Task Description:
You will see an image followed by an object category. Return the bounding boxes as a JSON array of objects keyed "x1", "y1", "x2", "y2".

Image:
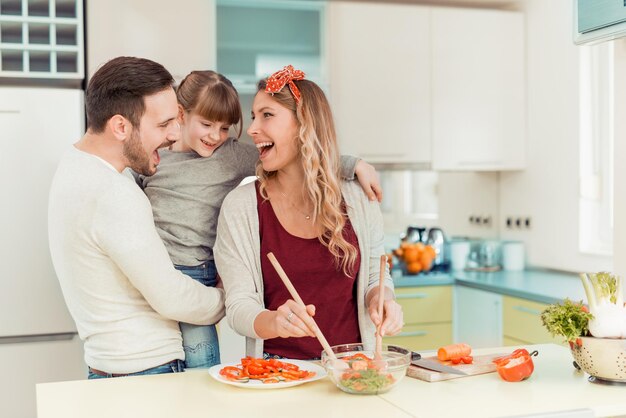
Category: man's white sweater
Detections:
[{"x1": 48, "y1": 146, "x2": 225, "y2": 374}]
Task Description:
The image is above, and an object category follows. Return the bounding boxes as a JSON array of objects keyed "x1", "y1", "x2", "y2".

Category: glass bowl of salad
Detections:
[{"x1": 321, "y1": 343, "x2": 411, "y2": 395}]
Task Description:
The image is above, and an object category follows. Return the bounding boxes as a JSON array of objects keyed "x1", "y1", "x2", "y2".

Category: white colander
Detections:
[{"x1": 569, "y1": 336, "x2": 626, "y2": 382}]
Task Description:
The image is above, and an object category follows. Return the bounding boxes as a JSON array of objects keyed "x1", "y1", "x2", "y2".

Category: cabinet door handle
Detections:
[
  {"x1": 396, "y1": 293, "x2": 428, "y2": 299},
  {"x1": 396, "y1": 330, "x2": 428, "y2": 337},
  {"x1": 0, "y1": 332, "x2": 76, "y2": 344},
  {"x1": 512, "y1": 305, "x2": 541, "y2": 316}
]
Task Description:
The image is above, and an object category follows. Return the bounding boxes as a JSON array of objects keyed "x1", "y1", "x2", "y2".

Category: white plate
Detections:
[{"x1": 208, "y1": 359, "x2": 327, "y2": 389}]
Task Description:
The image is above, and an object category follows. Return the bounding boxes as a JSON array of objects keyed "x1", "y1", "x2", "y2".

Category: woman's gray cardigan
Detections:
[{"x1": 214, "y1": 180, "x2": 393, "y2": 358}]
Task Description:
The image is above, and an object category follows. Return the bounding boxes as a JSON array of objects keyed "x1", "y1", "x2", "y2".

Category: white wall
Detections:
[
  {"x1": 437, "y1": 172, "x2": 499, "y2": 239},
  {"x1": 434, "y1": 0, "x2": 613, "y2": 273},
  {"x1": 469, "y1": 0, "x2": 610, "y2": 273},
  {"x1": 86, "y1": 0, "x2": 216, "y2": 83},
  {"x1": 500, "y1": 0, "x2": 579, "y2": 271},
  {"x1": 379, "y1": 169, "x2": 499, "y2": 241},
  {"x1": 613, "y1": 39, "x2": 626, "y2": 280}
]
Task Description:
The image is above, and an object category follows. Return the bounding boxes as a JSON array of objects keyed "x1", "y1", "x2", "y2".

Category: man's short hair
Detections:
[{"x1": 85, "y1": 56, "x2": 174, "y2": 133}]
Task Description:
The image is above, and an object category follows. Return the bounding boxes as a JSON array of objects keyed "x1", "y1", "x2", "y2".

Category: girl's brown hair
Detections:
[
  {"x1": 176, "y1": 71, "x2": 242, "y2": 137},
  {"x1": 256, "y1": 78, "x2": 358, "y2": 276}
]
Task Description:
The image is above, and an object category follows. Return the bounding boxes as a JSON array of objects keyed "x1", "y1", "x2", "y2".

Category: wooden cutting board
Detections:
[{"x1": 407, "y1": 352, "x2": 506, "y2": 382}]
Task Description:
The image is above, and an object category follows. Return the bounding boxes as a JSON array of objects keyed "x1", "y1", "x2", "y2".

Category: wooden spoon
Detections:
[
  {"x1": 374, "y1": 255, "x2": 387, "y2": 364},
  {"x1": 266, "y1": 252, "x2": 347, "y2": 370}
]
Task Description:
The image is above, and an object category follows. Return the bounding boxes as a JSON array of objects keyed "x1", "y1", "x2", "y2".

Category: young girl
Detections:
[
  {"x1": 214, "y1": 66, "x2": 403, "y2": 360},
  {"x1": 135, "y1": 70, "x2": 382, "y2": 368}
]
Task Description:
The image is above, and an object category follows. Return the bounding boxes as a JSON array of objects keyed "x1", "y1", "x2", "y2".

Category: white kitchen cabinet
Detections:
[
  {"x1": 328, "y1": 2, "x2": 431, "y2": 166},
  {"x1": 431, "y1": 8, "x2": 525, "y2": 171},
  {"x1": 0, "y1": 85, "x2": 85, "y2": 418},
  {"x1": 0, "y1": 87, "x2": 82, "y2": 337},
  {"x1": 85, "y1": 0, "x2": 216, "y2": 82},
  {"x1": 454, "y1": 285, "x2": 502, "y2": 348},
  {"x1": 0, "y1": 335, "x2": 85, "y2": 418}
]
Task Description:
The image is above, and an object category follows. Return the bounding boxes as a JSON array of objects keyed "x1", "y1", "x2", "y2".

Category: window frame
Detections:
[{"x1": 579, "y1": 42, "x2": 614, "y2": 256}]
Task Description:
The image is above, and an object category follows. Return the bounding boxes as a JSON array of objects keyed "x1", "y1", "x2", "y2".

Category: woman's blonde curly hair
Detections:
[{"x1": 255, "y1": 78, "x2": 358, "y2": 276}]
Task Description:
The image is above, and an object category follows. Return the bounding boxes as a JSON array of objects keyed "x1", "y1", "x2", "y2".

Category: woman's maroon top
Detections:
[{"x1": 257, "y1": 182, "x2": 361, "y2": 360}]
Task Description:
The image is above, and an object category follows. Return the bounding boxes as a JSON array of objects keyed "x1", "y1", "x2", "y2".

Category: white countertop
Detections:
[{"x1": 37, "y1": 344, "x2": 626, "y2": 418}]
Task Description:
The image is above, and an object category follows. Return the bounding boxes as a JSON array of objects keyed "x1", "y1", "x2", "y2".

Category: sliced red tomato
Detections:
[{"x1": 461, "y1": 356, "x2": 473, "y2": 364}]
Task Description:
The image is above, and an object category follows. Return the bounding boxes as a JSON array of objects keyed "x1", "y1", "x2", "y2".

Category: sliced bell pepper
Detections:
[{"x1": 493, "y1": 349, "x2": 538, "y2": 382}]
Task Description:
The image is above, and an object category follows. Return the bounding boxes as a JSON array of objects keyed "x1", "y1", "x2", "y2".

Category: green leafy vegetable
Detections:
[
  {"x1": 339, "y1": 368, "x2": 394, "y2": 393},
  {"x1": 541, "y1": 299, "x2": 594, "y2": 343}
]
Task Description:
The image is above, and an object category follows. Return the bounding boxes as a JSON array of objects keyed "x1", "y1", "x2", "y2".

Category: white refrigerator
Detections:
[{"x1": 0, "y1": 87, "x2": 86, "y2": 418}]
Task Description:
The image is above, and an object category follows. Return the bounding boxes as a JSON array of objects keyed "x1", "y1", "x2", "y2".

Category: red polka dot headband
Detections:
[{"x1": 265, "y1": 65, "x2": 306, "y2": 104}]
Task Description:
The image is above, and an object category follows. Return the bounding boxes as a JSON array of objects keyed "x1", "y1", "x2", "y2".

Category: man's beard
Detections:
[{"x1": 123, "y1": 129, "x2": 154, "y2": 176}]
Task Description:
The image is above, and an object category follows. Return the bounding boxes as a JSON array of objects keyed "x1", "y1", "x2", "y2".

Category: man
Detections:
[{"x1": 48, "y1": 56, "x2": 225, "y2": 378}]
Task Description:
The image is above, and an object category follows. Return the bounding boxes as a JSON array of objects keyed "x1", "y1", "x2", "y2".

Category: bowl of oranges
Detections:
[{"x1": 393, "y1": 242, "x2": 437, "y2": 275}]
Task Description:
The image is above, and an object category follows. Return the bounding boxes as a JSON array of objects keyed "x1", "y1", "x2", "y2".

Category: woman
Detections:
[{"x1": 214, "y1": 66, "x2": 403, "y2": 360}]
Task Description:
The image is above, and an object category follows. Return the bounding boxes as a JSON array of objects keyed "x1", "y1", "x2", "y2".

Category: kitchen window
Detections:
[{"x1": 579, "y1": 41, "x2": 614, "y2": 255}]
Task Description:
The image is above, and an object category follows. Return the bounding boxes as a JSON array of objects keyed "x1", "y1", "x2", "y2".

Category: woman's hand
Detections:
[
  {"x1": 355, "y1": 160, "x2": 383, "y2": 202},
  {"x1": 255, "y1": 300, "x2": 317, "y2": 339},
  {"x1": 368, "y1": 292, "x2": 403, "y2": 337}
]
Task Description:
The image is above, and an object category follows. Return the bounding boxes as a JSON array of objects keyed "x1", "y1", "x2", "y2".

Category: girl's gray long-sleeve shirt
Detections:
[{"x1": 135, "y1": 138, "x2": 358, "y2": 266}]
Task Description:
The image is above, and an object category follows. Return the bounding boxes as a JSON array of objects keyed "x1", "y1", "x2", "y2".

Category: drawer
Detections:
[
  {"x1": 503, "y1": 296, "x2": 562, "y2": 344},
  {"x1": 395, "y1": 286, "x2": 452, "y2": 324},
  {"x1": 384, "y1": 323, "x2": 453, "y2": 351}
]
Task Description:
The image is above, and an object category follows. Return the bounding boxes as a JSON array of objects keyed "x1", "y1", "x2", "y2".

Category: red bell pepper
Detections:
[{"x1": 493, "y1": 349, "x2": 538, "y2": 382}]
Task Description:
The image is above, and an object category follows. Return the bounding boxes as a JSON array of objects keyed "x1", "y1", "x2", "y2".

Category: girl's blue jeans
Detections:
[{"x1": 175, "y1": 261, "x2": 221, "y2": 369}]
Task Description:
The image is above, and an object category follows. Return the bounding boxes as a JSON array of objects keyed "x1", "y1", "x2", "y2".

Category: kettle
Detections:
[
  {"x1": 405, "y1": 226, "x2": 427, "y2": 244},
  {"x1": 426, "y1": 227, "x2": 447, "y2": 267}
]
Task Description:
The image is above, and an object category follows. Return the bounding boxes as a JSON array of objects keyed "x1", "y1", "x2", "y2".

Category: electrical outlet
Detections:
[
  {"x1": 524, "y1": 217, "x2": 532, "y2": 229},
  {"x1": 469, "y1": 215, "x2": 493, "y2": 227},
  {"x1": 506, "y1": 216, "x2": 532, "y2": 229}
]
